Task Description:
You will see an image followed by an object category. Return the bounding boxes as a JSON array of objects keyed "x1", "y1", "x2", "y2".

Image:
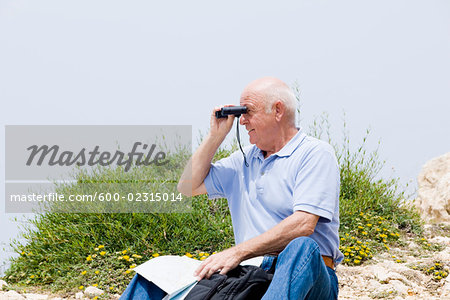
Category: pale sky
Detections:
[{"x1": 1, "y1": 0, "x2": 449, "y2": 273}]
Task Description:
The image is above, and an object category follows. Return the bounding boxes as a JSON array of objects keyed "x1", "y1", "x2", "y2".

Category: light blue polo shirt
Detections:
[{"x1": 204, "y1": 129, "x2": 343, "y2": 265}]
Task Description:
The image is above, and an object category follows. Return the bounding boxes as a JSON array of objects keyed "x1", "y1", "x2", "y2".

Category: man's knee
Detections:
[{"x1": 285, "y1": 236, "x2": 319, "y2": 253}]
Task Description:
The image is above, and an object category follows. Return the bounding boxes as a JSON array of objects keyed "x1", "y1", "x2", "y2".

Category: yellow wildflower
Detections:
[
  {"x1": 123, "y1": 255, "x2": 130, "y2": 261},
  {"x1": 100, "y1": 251, "x2": 106, "y2": 256},
  {"x1": 132, "y1": 254, "x2": 142, "y2": 259},
  {"x1": 152, "y1": 253, "x2": 160, "y2": 258},
  {"x1": 79, "y1": 286, "x2": 84, "y2": 290},
  {"x1": 122, "y1": 250, "x2": 128, "y2": 255},
  {"x1": 185, "y1": 253, "x2": 193, "y2": 258},
  {"x1": 95, "y1": 270, "x2": 100, "y2": 274},
  {"x1": 86, "y1": 255, "x2": 92, "y2": 261},
  {"x1": 93, "y1": 284, "x2": 98, "y2": 287},
  {"x1": 81, "y1": 271, "x2": 87, "y2": 275},
  {"x1": 30, "y1": 275, "x2": 35, "y2": 279},
  {"x1": 98, "y1": 245, "x2": 105, "y2": 249}
]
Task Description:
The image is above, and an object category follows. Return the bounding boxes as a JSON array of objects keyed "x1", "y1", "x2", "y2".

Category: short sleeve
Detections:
[
  {"x1": 293, "y1": 143, "x2": 340, "y2": 222},
  {"x1": 204, "y1": 151, "x2": 242, "y2": 199}
]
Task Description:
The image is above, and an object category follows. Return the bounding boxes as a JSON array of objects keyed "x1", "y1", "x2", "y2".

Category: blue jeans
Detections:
[
  {"x1": 261, "y1": 237, "x2": 338, "y2": 300},
  {"x1": 120, "y1": 237, "x2": 338, "y2": 300}
]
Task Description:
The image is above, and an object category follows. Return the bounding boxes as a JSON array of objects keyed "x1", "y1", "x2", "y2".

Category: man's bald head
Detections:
[{"x1": 242, "y1": 77, "x2": 297, "y2": 125}]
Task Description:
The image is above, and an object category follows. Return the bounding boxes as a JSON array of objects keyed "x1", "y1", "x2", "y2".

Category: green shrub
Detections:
[{"x1": 308, "y1": 113, "x2": 422, "y2": 265}]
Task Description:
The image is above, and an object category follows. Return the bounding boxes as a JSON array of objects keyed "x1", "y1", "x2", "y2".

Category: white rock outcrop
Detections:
[{"x1": 415, "y1": 152, "x2": 450, "y2": 223}]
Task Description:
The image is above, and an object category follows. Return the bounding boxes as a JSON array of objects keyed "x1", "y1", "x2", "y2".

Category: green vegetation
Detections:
[
  {"x1": 308, "y1": 113, "x2": 422, "y2": 266},
  {"x1": 2, "y1": 115, "x2": 427, "y2": 295}
]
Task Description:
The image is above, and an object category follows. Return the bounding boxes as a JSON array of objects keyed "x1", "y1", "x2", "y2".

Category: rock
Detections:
[
  {"x1": 0, "y1": 280, "x2": 8, "y2": 291},
  {"x1": 83, "y1": 287, "x2": 104, "y2": 299},
  {"x1": 415, "y1": 152, "x2": 450, "y2": 223},
  {"x1": 441, "y1": 276, "x2": 450, "y2": 299},
  {"x1": 75, "y1": 292, "x2": 84, "y2": 299},
  {"x1": 366, "y1": 279, "x2": 382, "y2": 291},
  {"x1": 23, "y1": 294, "x2": 48, "y2": 300},
  {"x1": 390, "y1": 279, "x2": 409, "y2": 295},
  {"x1": 367, "y1": 264, "x2": 407, "y2": 283},
  {"x1": 3, "y1": 290, "x2": 26, "y2": 300},
  {"x1": 433, "y1": 247, "x2": 450, "y2": 263},
  {"x1": 430, "y1": 236, "x2": 450, "y2": 246},
  {"x1": 111, "y1": 294, "x2": 121, "y2": 299}
]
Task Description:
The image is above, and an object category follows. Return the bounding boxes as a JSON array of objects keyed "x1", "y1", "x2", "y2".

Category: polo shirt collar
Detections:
[
  {"x1": 273, "y1": 128, "x2": 306, "y2": 158},
  {"x1": 254, "y1": 128, "x2": 306, "y2": 160}
]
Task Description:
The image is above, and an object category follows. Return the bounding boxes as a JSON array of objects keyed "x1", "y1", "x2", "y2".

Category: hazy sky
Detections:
[{"x1": 1, "y1": 0, "x2": 449, "y2": 272}]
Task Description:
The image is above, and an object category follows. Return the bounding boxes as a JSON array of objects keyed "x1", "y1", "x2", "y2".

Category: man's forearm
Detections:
[
  {"x1": 194, "y1": 210, "x2": 319, "y2": 279},
  {"x1": 177, "y1": 133, "x2": 225, "y2": 196}
]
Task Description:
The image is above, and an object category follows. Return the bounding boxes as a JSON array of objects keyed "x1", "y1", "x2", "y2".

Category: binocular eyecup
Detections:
[{"x1": 215, "y1": 106, "x2": 248, "y2": 118}]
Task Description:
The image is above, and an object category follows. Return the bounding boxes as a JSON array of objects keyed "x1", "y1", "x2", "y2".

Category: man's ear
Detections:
[{"x1": 274, "y1": 101, "x2": 284, "y2": 122}]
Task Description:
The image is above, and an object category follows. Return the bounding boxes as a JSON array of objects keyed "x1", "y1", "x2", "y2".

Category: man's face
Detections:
[{"x1": 239, "y1": 91, "x2": 276, "y2": 151}]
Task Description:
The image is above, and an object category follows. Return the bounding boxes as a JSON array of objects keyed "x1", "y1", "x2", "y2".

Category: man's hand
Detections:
[
  {"x1": 209, "y1": 105, "x2": 236, "y2": 139},
  {"x1": 193, "y1": 247, "x2": 243, "y2": 280},
  {"x1": 178, "y1": 104, "x2": 237, "y2": 197}
]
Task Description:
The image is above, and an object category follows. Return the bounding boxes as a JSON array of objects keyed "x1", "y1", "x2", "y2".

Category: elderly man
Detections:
[{"x1": 121, "y1": 77, "x2": 342, "y2": 300}]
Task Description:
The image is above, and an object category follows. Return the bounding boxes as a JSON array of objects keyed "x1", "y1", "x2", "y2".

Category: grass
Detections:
[{"x1": 1, "y1": 114, "x2": 429, "y2": 295}]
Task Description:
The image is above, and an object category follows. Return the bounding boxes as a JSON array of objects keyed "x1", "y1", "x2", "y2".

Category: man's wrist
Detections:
[
  {"x1": 206, "y1": 132, "x2": 227, "y2": 147},
  {"x1": 233, "y1": 243, "x2": 254, "y2": 262}
]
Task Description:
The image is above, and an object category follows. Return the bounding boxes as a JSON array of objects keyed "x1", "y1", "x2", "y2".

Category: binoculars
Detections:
[{"x1": 215, "y1": 106, "x2": 248, "y2": 118}]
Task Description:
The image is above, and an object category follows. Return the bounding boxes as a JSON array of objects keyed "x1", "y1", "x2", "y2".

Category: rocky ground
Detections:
[
  {"x1": 337, "y1": 223, "x2": 450, "y2": 300},
  {"x1": 1, "y1": 224, "x2": 449, "y2": 300}
]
